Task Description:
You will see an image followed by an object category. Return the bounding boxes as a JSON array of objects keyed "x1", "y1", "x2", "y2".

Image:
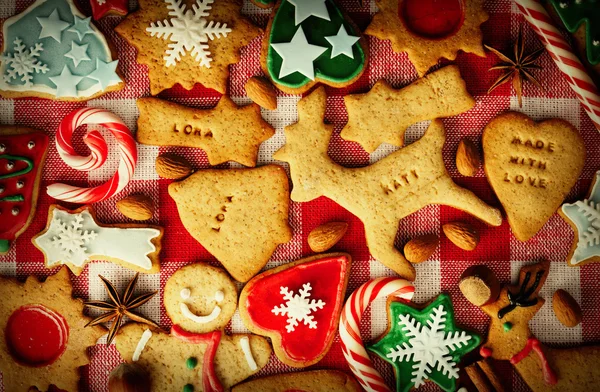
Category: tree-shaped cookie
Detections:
[
  {"x1": 263, "y1": 0, "x2": 367, "y2": 94},
  {"x1": 549, "y1": 0, "x2": 599, "y2": 66},
  {"x1": 0, "y1": 267, "x2": 105, "y2": 391},
  {"x1": 0, "y1": 0, "x2": 123, "y2": 100},
  {"x1": 366, "y1": 0, "x2": 488, "y2": 76},
  {"x1": 273, "y1": 86, "x2": 502, "y2": 281},
  {"x1": 0, "y1": 127, "x2": 48, "y2": 254}
]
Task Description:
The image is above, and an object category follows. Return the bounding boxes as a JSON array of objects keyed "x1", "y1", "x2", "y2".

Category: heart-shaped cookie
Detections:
[
  {"x1": 239, "y1": 253, "x2": 351, "y2": 368},
  {"x1": 483, "y1": 112, "x2": 585, "y2": 241}
]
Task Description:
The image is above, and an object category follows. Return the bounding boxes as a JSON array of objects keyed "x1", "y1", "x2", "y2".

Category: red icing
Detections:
[
  {"x1": 245, "y1": 255, "x2": 349, "y2": 363},
  {"x1": 90, "y1": 0, "x2": 128, "y2": 20},
  {"x1": 400, "y1": 0, "x2": 465, "y2": 39},
  {"x1": 510, "y1": 337, "x2": 558, "y2": 386},
  {"x1": 480, "y1": 346, "x2": 492, "y2": 358},
  {"x1": 0, "y1": 132, "x2": 49, "y2": 247},
  {"x1": 5, "y1": 305, "x2": 68, "y2": 366},
  {"x1": 171, "y1": 325, "x2": 224, "y2": 392}
]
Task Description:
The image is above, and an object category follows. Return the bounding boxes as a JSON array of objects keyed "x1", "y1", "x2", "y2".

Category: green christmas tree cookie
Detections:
[
  {"x1": 368, "y1": 293, "x2": 481, "y2": 392},
  {"x1": 263, "y1": 0, "x2": 367, "y2": 94},
  {"x1": 550, "y1": 0, "x2": 600, "y2": 65}
]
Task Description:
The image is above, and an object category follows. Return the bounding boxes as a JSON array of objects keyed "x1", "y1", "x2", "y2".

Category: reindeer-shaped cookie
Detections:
[
  {"x1": 479, "y1": 260, "x2": 600, "y2": 391},
  {"x1": 274, "y1": 86, "x2": 502, "y2": 281}
]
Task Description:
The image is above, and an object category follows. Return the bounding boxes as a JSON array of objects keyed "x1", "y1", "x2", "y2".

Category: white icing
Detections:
[
  {"x1": 272, "y1": 283, "x2": 325, "y2": 333},
  {"x1": 34, "y1": 208, "x2": 160, "y2": 270},
  {"x1": 214, "y1": 290, "x2": 224, "y2": 302},
  {"x1": 180, "y1": 302, "x2": 221, "y2": 324},
  {"x1": 132, "y1": 329, "x2": 152, "y2": 361},
  {"x1": 239, "y1": 336, "x2": 257, "y2": 371},
  {"x1": 325, "y1": 25, "x2": 360, "y2": 59},
  {"x1": 270, "y1": 26, "x2": 327, "y2": 81},
  {"x1": 1, "y1": 38, "x2": 49, "y2": 87},
  {"x1": 146, "y1": 0, "x2": 231, "y2": 69},
  {"x1": 287, "y1": 0, "x2": 330, "y2": 25},
  {"x1": 180, "y1": 288, "x2": 191, "y2": 300}
]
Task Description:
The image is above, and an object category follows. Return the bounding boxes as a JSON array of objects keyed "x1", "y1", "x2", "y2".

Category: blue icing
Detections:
[{"x1": 3, "y1": 0, "x2": 113, "y2": 92}]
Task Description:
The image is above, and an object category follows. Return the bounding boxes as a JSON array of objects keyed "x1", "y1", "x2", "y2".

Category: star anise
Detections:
[
  {"x1": 84, "y1": 273, "x2": 158, "y2": 345},
  {"x1": 485, "y1": 28, "x2": 545, "y2": 107}
]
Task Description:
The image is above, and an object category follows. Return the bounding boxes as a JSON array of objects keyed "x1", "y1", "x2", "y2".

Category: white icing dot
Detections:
[
  {"x1": 215, "y1": 290, "x2": 224, "y2": 302},
  {"x1": 27, "y1": 141, "x2": 35, "y2": 149},
  {"x1": 11, "y1": 207, "x2": 19, "y2": 216},
  {"x1": 594, "y1": 40, "x2": 600, "y2": 47},
  {"x1": 16, "y1": 180, "x2": 24, "y2": 189},
  {"x1": 6, "y1": 161, "x2": 14, "y2": 170},
  {"x1": 0, "y1": 185, "x2": 4, "y2": 194},
  {"x1": 559, "y1": 1, "x2": 568, "y2": 7},
  {"x1": 0, "y1": 144, "x2": 5, "y2": 152},
  {"x1": 180, "y1": 288, "x2": 191, "y2": 300}
]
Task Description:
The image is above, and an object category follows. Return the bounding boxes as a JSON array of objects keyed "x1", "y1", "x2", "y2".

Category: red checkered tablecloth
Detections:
[{"x1": 1, "y1": 0, "x2": 599, "y2": 391}]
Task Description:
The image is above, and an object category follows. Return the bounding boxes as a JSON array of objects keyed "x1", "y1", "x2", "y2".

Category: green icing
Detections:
[
  {"x1": 0, "y1": 240, "x2": 8, "y2": 253},
  {"x1": 550, "y1": 0, "x2": 600, "y2": 65},
  {"x1": 368, "y1": 293, "x2": 481, "y2": 392},
  {"x1": 267, "y1": 0, "x2": 366, "y2": 89},
  {"x1": 254, "y1": 0, "x2": 274, "y2": 6},
  {"x1": 186, "y1": 357, "x2": 198, "y2": 369},
  {"x1": 183, "y1": 384, "x2": 194, "y2": 392},
  {"x1": 0, "y1": 155, "x2": 33, "y2": 179},
  {"x1": 503, "y1": 322, "x2": 513, "y2": 332},
  {"x1": 0, "y1": 195, "x2": 24, "y2": 202}
]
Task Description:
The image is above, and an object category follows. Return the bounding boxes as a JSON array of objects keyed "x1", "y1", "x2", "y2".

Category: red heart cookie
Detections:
[{"x1": 239, "y1": 253, "x2": 351, "y2": 368}]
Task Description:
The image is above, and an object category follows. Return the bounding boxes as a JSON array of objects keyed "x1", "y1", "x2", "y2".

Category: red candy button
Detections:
[
  {"x1": 5, "y1": 305, "x2": 69, "y2": 366},
  {"x1": 401, "y1": 0, "x2": 465, "y2": 39}
]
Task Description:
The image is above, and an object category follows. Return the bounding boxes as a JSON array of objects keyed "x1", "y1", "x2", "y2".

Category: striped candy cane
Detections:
[
  {"x1": 339, "y1": 277, "x2": 415, "y2": 392},
  {"x1": 47, "y1": 108, "x2": 137, "y2": 204},
  {"x1": 514, "y1": 0, "x2": 600, "y2": 130}
]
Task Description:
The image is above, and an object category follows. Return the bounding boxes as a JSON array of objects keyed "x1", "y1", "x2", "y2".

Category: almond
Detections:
[
  {"x1": 117, "y1": 194, "x2": 154, "y2": 221},
  {"x1": 404, "y1": 234, "x2": 439, "y2": 263},
  {"x1": 308, "y1": 222, "x2": 348, "y2": 253},
  {"x1": 245, "y1": 76, "x2": 277, "y2": 110},
  {"x1": 155, "y1": 153, "x2": 192, "y2": 180},
  {"x1": 442, "y1": 221, "x2": 479, "y2": 251},
  {"x1": 109, "y1": 363, "x2": 151, "y2": 392},
  {"x1": 456, "y1": 139, "x2": 481, "y2": 177},
  {"x1": 459, "y1": 265, "x2": 500, "y2": 306},
  {"x1": 552, "y1": 289, "x2": 582, "y2": 327}
]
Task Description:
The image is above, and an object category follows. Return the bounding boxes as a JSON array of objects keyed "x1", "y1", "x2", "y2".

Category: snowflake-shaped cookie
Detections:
[
  {"x1": 51, "y1": 214, "x2": 98, "y2": 263},
  {"x1": 146, "y1": 0, "x2": 231, "y2": 68},
  {"x1": 1, "y1": 37, "x2": 49, "y2": 86},
  {"x1": 369, "y1": 293, "x2": 480, "y2": 392},
  {"x1": 272, "y1": 283, "x2": 326, "y2": 333}
]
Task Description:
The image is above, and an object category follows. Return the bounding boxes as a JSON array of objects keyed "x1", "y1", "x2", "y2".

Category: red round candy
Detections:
[
  {"x1": 401, "y1": 0, "x2": 465, "y2": 39},
  {"x1": 5, "y1": 305, "x2": 69, "y2": 366}
]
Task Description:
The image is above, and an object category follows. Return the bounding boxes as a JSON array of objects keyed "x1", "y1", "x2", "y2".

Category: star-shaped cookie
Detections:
[
  {"x1": 115, "y1": 0, "x2": 261, "y2": 95},
  {"x1": 366, "y1": 0, "x2": 488, "y2": 76}
]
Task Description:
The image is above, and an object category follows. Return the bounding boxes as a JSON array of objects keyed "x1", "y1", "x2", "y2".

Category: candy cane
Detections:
[
  {"x1": 47, "y1": 108, "x2": 137, "y2": 204},
  {"x1": 514, "y1": 0, "x2": 600, "y2": 130},
  {"x1": 339, "y1": 277, "x2": 415, "y2": 392}
]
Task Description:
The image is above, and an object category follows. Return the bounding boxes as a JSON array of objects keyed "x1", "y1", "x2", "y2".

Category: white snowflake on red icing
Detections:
[
  {"x1": 387, "y1": 305, "x2": 473, "y2": 388},
  {"x1": 51, "y1": 214, "x2": 98, "y2": 263},
  {"x1": 1, "y1": 38, "x2": 49, "y2": 87},
  {"x1": 146, "y1": 0, "x2": 231, "y2": 68},
  {"x1": 272, "y1": 283, "x2": 325, "y2": 333}
]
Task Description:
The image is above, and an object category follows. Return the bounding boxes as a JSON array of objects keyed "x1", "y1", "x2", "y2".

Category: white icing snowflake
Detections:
[
  {"x1": 51, "y1": 214, "x2": 98, "y2": 263},
  {"x1": 97, "y1": 0, "x2": 106, "y2": 4},
  {"x1": 1, "y1": 38, "x2": 49, "y2": 87},
  {"x1": 386, "y1": 305, "x2": 473, "y2": 388},
  {"x1": 272, "y1": 283, "x2": 325, "y2": 333},
  {"x1": 146, "y1": 0, "x2": 231, "y2": 68},
  {"x1": 574, "y1": 199, "x2": 600, "y2": 248}
]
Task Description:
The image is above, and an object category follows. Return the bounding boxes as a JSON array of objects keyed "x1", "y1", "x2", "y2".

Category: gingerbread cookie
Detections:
[
  {"x1": 0, "y1": 127, "x2": 49, "y2": 255},
  {"x1": 369, "y1": 293, "x2": 481, "y2": 392},
  {"x1": 168, "y1": 165, "x2": 292, "y2": 282},
  {"x1": 0, "y1": 0, "x2": 123, "y2": 100},
  {"x1": 479, "y1": 260, "x2": 600, "y2": 391},
  {"x1": 136, "y1": 97, "x2": 274, "y2": 167},
  {"x1": 366, "y1": 0, "x2": 488, "y2": 76},
  {"x1": 239, "y1": 253, "x2": 351, "y2": 368},
  {"x1": 115, "y1": 0, "x2": 261, "y2": 95},
  {"x1": 483, "y1": 112, "x2": 585, "y2": 242},
  {"x1": 0, "y1": 267, "x2": 104, "y2": 391},
  {"x1": 273, "y1": 87, "x2": 502, "y2": 281},
  {"x1": 33, "y1": 205, "x2": 163, "y2": 275},
  {"x1": 341, "y1": 65, "x2": 476, "y2": 153},
  {"x1": 262, "y1": 0, "x2": 367, "y2": 94},
  {"x1": 232, "y1": 370, "x2": 362, "y2": 392},
  {"x1": 164, "y1": 263, "x2": 237, "y2": 333},
  {"x1": 115, "y1": 323, "x2": 271, "y2": 391},
  {"x1": 560, "y1": 170, "x2": 600, "y2": 266}
]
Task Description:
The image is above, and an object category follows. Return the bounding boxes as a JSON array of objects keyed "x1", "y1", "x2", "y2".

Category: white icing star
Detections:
[
  {"x1": 37, "y1": 9, "x2": 70, "y2": 43},
  {"x1": 287, "y1": 0, "x2": 330, "y2": 25},
  {"x1": 325, "y1": 25, "x2": 360, "y2": 59},
  {"x1": 64, "y1": 42, "x2": 91, "y2": 67},
  {"x1": 271, "y1": 26, "x2": 327, "y2": 80},
  {"x1": 67, "y1": 16, "x2": 94, "y2": 41},
  {"x1": 87, "y1": 59, "x2": 121, "y2": 90},
  {"x1": 49, "y1": 66, "x2": 83, "y2": 97}
]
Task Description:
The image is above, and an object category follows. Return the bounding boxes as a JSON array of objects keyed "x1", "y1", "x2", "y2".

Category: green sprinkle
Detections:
[
  {"x1": 183, "y1": 384, "x2": 194, "y2": 392},
  {"x1": 503, "y1": 322, "x2": 513, "y2": 332},
  {"x1": 186, "y1": 357, "x2": 198, "y2": 369}
]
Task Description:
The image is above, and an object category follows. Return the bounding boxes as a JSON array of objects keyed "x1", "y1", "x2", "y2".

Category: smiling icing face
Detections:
[{"x1": 163, "y1": 263, "x2": 237, "y2": 333}]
